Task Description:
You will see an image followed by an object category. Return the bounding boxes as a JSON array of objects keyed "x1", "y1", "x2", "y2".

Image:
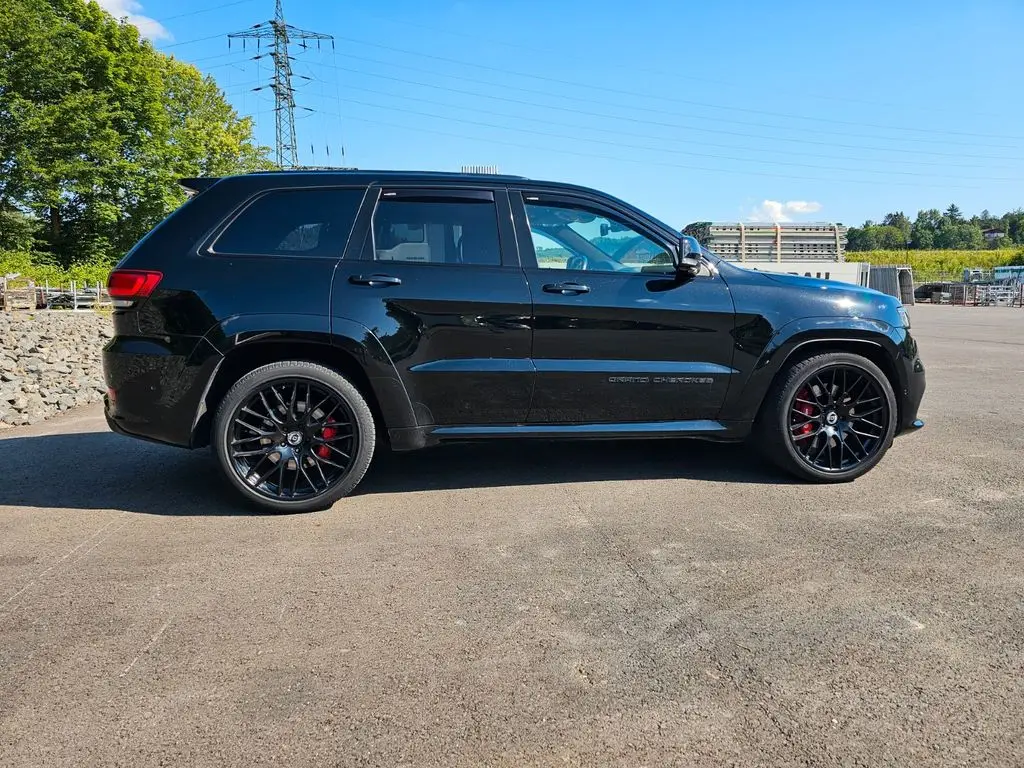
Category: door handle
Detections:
[
  {"x1": 349, "y1": 274, "x2": 402, "y2": 287},
  {"x1": 543, "y1": 282, "x2": 590, "y2": 295}
]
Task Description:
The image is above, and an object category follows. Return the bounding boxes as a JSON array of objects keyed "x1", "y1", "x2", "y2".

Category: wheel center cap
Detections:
[
  {"x1": 286, "y1": 431, "x2": 303, "y2": 447},
  {"x1": 825, "y1": 411, "x2": 839, "y2": 426}
]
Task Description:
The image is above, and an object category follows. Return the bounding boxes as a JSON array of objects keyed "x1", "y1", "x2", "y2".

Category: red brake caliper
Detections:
[
  {"x1": 317, "y1": 425, "x2": 337, "y2": 459},
  {"x1": 794, "y1": 387, "x2": 816, "y2": 439}
]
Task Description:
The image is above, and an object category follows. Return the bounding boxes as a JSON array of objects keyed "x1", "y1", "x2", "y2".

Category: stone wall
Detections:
[{"x1": 0, "y1": 311, "x2": 112, "y2": 428}]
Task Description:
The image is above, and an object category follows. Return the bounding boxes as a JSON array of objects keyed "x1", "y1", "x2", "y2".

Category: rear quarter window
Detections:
[{"x1": 211, "y1": 188, "x2": 364, "y2": 257}]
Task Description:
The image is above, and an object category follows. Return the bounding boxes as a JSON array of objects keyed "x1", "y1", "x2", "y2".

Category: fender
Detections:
[
  {"x1": 720, "y1": 315, "x2": 907, "y2": 424},
  {"x1": 186, "y1": 312, "x2": 418, "y2": 444}
]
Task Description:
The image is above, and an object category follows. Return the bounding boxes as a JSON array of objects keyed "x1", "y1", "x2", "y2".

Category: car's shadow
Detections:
[{"x1": 0, "y1": 431, "x2": 791, "y2": 515}]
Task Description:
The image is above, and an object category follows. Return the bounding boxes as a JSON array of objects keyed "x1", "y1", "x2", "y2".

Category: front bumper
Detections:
[{"x1": 895, "y1": 332, "x2": 926, "y2": 435}]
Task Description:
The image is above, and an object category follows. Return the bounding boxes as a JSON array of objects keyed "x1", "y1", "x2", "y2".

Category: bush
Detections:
[
  {"x1": 67, "y1": 261, "x2": 116, "y2": 285},
  {"x1": 0, "y1": 250, "x2": 113, "y2": 286}
]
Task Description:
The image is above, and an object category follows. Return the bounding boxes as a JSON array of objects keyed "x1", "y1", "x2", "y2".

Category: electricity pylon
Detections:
[{"x1": 228, "y1": 0, "x2": 333, "y2": 168}]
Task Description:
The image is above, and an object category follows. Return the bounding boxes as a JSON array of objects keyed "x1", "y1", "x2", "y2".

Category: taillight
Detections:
[{"x1": 107, "y1": 269, "x2": 162, "y2": 307}]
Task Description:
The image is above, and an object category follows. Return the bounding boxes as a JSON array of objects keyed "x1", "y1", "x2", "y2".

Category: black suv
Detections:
[{"x1": 103, "y1": 170, "x2": 925, "y2": 512}]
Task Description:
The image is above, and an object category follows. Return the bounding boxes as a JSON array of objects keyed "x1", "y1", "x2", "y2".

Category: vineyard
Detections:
[{"x1": 852, "y1": 248, "x2": 1024, "y2": 281}]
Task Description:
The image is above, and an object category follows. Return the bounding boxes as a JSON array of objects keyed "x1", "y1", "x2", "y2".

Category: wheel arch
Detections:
[
  {"x1": 189, "y1": 321, "x2": 416, "y2": 448},
  {"x1": 758, "y1": 338, "x2": 901, "y2": 423},
  {"x1": 726, "y1": 318, "x2": 907, "y2": 427}
]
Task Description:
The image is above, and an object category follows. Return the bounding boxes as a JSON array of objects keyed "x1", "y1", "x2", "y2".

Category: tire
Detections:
[
  {"x1": 754, "y1": 352, "x2": 897, "y2": 483},
  {"x1": 212, "y1": 361, "x2": 376, "y2": 513}
]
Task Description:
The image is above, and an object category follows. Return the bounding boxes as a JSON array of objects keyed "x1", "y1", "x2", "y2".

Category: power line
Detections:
[
  {"x1": 299, "y1": 57, "x2": 1024, "y2": 163},
  {"x1": 159, "y1": 32, "x2": 231, "y2": 49},
  {"x1": 182, "y1": 51, "x2": 250, "y2": 65},
  {"x1": 358, "y1": 10, "x2": 1007, "y2": 121},
  {"x1": 318, "y1": 111, "x2": 989, "y2": 191},
  {"x1": 308, "y1": 75, "x2": 1021, "y2": 172},
  {"x1": 330, "y1": 35, "x2": 1024, "y2": 143},
  {"x1": 330, "y1": 44, "x2": 347, "y2": 165},
  {"x1": 316, "y1": 97, "x2": 1018, "y2": 183},
  {"x1": 154, "y1": 0, "x2": 262, "y2": 23},
  {"x1": 218, "y1": 78, "x2": 266, "y2": 91},
  {"x1": 301, "y1": 53, "x2": 1021, "y2": 153}
]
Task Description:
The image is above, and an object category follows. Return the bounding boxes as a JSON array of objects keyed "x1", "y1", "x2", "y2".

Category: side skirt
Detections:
[{"x1": 388, "y1": 420, "x2": 752, "y2": 451}]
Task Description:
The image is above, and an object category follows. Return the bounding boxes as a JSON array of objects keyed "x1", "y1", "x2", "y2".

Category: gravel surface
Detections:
[
  {"x1": 0, "y1": 311, "x2": 111, "y2": 429},
  {"x1": 0, "y1": 305, "x2": 1022, "y2": 767}
]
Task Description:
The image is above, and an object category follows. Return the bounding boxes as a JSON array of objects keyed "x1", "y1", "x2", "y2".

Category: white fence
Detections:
[
  {"x1": 0, "y1": 278, "x2": 112, "y2": 311},
  {"x1": 922, "y1": 282, "x2": 1024, "y2": 307}
]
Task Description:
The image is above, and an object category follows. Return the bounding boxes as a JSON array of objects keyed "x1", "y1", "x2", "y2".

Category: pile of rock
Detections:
[{"x1": 0, "y1": 311, "x2": 112, "y2": 428}]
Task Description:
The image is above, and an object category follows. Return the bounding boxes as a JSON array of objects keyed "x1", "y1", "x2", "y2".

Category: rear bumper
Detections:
[
  {"x1": 102, "y1": 335, "x2": 220, "y2": 448},
  {"x1": 104, "y1": 396, "x2": 189, "y2": 449}
]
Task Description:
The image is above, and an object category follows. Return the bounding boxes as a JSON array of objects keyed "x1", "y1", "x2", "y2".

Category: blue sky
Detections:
[{"x1": 103, "y1": 0, "x2": 1022, "y2": 229}]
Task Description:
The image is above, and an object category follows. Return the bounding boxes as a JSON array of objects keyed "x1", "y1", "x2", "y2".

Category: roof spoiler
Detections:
[{"x1": 178, "y1": 177, "x2": 220, "y2": 197}]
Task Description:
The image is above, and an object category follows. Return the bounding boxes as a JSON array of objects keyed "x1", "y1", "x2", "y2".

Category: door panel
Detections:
[
  {"x1": 512, "y1": 190, "x2": 736, "y2": 424},
  {"x1": 332, "y1": 187, "x2": 533, "y2": 426},
  {"x1": 526, "y1": 271, "x2": 736, "y2": 422}
]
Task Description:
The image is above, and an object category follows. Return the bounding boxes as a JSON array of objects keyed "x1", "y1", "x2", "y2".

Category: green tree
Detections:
[
  {"x1": 1003, "y1": 209, "x2": 1024, "y2": 244},
  {"x1": 881, "y1": 211, "x2": 911, "y2": 242},
  {"x1": 910, "y1": 209, "x2": 942, "y2": 249},
  {"x1": 0, "y1": 0, "x2": 270, "y2": 269},
  {"x1": 972, "y1": 209, "x2": 1003, "y2": 231},
  {"x1": 845, "y1": 226, "x2": 876, "y2": 252},
  {"x1": 934, "y1": 223, "x2": 984, "y2": 250},
  {"x1": 944, "y1": 204, "x2": 963, "y2": 223},
  {"x1": 873, "y1": 225, "x2": 906, "y2": 249},
  {"x1": 160, "y1": 56, "x2": 272, "y2": 180},
  {"x1": 0, "y1": 209, "x2": 39, "y2": 251},
  {"x1": 846, "y1": 223, "x2": 906, "y2": 251}
]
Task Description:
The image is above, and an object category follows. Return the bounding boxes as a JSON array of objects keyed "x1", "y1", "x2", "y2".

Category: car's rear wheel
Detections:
[
  {"x1": 212, "y1": 361, "x2": 376, "y2": 512},
  {"x1": 756, "y1": 352, "x2": 897, "y2": 482}
]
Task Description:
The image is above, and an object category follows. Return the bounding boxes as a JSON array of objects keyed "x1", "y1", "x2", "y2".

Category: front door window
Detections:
[{"x1": 524, "y1": 201, "x2": 675, "y2": 275}]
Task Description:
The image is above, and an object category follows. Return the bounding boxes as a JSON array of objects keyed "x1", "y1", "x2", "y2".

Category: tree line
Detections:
[
  {"x1": 0, "y1": 0, "x2": 272, "y2": 274},
  {"x1": 846, "y1": 206, "x2": 1024, "y2": 252}
]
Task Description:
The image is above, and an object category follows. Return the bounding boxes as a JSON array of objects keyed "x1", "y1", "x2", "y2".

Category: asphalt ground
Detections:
[{"x1": 1, "y1": 304, "x2": 1022, "y2": 767}]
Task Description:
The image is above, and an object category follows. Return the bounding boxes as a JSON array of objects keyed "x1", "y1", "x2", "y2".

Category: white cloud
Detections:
[
  {"x1": 747, "y1": 199, "x2": 823, "y2": 222},
  {"x1": 95, "y1": 0, "x2": 171, "y2": 41}
]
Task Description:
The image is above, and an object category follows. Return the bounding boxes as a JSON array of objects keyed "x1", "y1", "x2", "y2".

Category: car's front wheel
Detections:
[
  {"x1": 212, "y1": 361, "x2": 376, "y2": 512},
  {"x1": 756, "y1": 352, "x2": 897, "y2": 482}
]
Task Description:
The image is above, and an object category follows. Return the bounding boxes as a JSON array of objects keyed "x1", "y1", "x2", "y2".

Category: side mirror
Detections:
[{"x1": 674, "y1": 234, "x2": 702, "y2": 276}]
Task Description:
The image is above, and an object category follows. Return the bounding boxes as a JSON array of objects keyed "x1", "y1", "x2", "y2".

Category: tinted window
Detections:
[
  {"x1": 525, "y1": 201, "x2": 674, "y2": 275},
  {"x1": 214, "y1": 189, "x2": 363, "y2": 256},
  {"x1": 373, "y1": 198, "x2": 501, "y2": 266}
]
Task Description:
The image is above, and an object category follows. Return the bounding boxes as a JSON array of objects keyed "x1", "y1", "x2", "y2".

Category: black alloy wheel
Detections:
[
  {"x1": 756, "y1": 352, "x2": 898, "y2": 483},
  {"x1": 788, "y1": 365, "x2": 891, "y2": 473},
  {"x1": 213, "y1": 361, "x2": 376, "y2": 512},
  {"x1": 228, "y1": 378, "x2": 357, "y2": 500}
]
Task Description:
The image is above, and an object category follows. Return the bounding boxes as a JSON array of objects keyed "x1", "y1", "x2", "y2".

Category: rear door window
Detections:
[
  {"x1": 212, "y1": 188, "x2": 364, "y2": 257},
  {"x1": 372, "y1": 193, "x2": 502, "y2": 266}
]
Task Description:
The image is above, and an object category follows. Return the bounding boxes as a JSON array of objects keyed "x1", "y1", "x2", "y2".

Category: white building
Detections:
[{"x1": 708, "y1": 222, "x2": 848, "y2": 262}]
